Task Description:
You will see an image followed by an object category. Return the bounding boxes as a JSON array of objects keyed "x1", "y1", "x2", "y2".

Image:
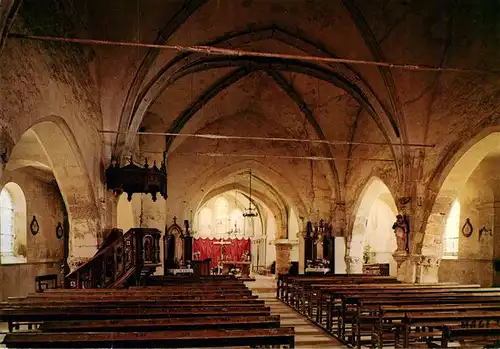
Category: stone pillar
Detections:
[
  {"x1": 275, "y1": 241, "x2": 292, "y2": 277},
  {"x1": 393, "y1": 252, "x2": 414, "y2": 282},
  {"x1": 298, "y1": 218, "x2": 306, "y2": 274},
  {"x1": 492, "y1": 201, "x2": 500, "y2": 285},
  {"x1": 142, "y1": 195, "x2": 166, "y2": 275}
]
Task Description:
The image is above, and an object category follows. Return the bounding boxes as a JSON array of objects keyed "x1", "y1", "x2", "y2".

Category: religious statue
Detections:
[{"x1": 392, "y1": 214, "x2": 409, "y2": 253}]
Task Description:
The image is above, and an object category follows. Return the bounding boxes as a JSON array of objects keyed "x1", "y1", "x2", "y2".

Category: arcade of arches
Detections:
[{"x1": 1, "y1": 0, "x2": 500, "y2": 299}]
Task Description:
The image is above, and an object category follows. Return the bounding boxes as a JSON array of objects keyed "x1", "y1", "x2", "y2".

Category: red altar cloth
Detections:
[{"x1": 193, "y1": 238, "x2": 250, "y2": 267}]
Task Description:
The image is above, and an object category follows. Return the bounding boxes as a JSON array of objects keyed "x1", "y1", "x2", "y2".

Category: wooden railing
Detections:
[{"x1": 65, "y1": 228, "x2": 161, "y2": 289}]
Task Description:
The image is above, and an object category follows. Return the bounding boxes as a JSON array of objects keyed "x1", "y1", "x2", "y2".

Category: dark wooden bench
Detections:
[
  {"x1": 2, "y1": 298, "x2": 265, "y2": 308},
  {"x1": 307, "y1": 283, "x2": 478, "y2": 334},
  {"x1": 311, "y1": 283, "x2": 479, "y2": 326},
  {"x1": 0, "y1": 306, "x2": 271, "y2": 331},
  {"x1": 373, "y1": 304, "x2": 500, "y2": 348},
  {"x1": 2, "y1": 280, "x2": 294, "y2": 348},
  {"x1": 348, "y1": 292, "x2": 500, "y2": 347},
  {"x1": 2, "y1": 327, "x2": 295, "y2": 348},
  {"x1": 39, "y1": 315, "x2": 281, "y2": 332},
  {"x1": 22, "y1": 293, "x2": 258, "y2": 301},
  {"x1": 30, "y1": 289, "x2": 254, "y2": 297},
  {"x1": 400, "y1": 311, "x2": 500, "y2": 348}
]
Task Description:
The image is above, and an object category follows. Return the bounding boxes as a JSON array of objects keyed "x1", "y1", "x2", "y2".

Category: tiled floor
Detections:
[{"x1": 246, "y1": 275, "x2": 347, "y2": 349}]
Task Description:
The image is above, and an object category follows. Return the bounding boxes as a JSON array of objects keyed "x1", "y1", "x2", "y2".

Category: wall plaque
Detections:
[{"x1": 461, "y1": 218, "x2": 473, "y2": 238}]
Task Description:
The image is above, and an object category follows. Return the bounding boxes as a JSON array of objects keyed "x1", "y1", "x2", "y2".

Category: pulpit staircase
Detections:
[{"x1": 65, "y1": 228, "x2": 162, "y2": 289}]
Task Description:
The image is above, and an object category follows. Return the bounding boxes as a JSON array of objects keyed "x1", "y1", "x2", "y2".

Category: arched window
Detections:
[
  {"x1": 0, "y1": 183, "x2": 27, "y2": 264},
  {"x1": 0, "y1": 188, "x2": 14, "y2": 256},
  {"x1": 443, "y1": 200, "x2": 460, "y2": 258},
  {"x1": 199, "y1": 207, "x2": 212, "y2": 234},
  {"x1": 214, "y1": 198, "x2": 229, "y2": 235},
  {"x1": 229, "y1": 209, "x2": 243, "y2": 233}
]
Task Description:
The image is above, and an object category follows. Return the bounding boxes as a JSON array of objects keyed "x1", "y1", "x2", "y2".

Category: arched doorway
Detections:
[{"x1": 349, "y1": 177, "x2": 398, "y2": 275}]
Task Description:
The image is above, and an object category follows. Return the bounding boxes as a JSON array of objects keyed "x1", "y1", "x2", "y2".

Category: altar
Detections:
[{"x1": 222, "y1": 261, "x2": 251, "y2": 279}]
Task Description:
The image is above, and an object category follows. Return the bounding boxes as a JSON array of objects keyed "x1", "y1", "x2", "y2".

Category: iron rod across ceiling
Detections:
[
  {"x1": 126, "y1": 151, "x2": 394, "y2": 162},
  {"x1": 8, "y1": 33, "x2": 498, "y2": 75},
  {"x1": 99, "y1": 130, "x2": 434, "y2": 148}
]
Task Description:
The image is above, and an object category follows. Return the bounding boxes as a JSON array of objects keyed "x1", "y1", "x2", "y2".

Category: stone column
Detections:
[
  {"x1": 393, "y1": 252, "x2": 414, "y2": 282},
  {"x1": 493, "y1": 201, "x2": 500, "y2": 285},
  {"x1": 275, "y1": 241, "x2": 292, "y2": 277},
  {"x1": 141, "y1": 195, "x2": 166, "y2": 275}
]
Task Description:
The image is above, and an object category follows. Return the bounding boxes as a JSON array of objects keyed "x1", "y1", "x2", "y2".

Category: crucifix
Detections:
[{"x1": 213, "y1": 239, "x2": 232, "y2": 263}]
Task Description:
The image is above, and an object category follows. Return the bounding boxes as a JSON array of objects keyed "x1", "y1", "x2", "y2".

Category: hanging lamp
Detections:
[{"x1": 243, "y1": 170, "x2": 258, "y2": 218}]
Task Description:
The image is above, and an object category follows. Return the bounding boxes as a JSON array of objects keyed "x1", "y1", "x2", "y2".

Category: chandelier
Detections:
[
  {"x1": 243, "y1": 170, "x2": 258, "y2": 218},
  {"x1": 105, "y1": 152, "x2": 167, "y2": 202}
]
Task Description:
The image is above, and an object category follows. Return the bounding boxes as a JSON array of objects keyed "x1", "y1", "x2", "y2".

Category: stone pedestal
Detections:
[
  {"x1": 418, "y1": 255, "x2": 441, "y2": 283},
  {"x1": 392, "y1": 251, "x2": 414, "y2": 282},
  {"x1": 393, "y1": 252, "x2": 441, "y2": 283},
  {"x1": 275, "y1": 241, "x2": 293, "y2": 277}
]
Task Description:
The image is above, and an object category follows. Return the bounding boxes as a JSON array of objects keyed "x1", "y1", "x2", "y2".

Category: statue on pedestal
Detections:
[{"x1": 392, "y1": 214, "x2": 409, "y2": 253}]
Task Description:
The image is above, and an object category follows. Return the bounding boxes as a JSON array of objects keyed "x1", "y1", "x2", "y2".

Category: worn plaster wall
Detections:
[
  {"x1": 0, "y1": 167, "x2": 64, "y2": 300},
  {"x1": 438, "y1": 157, "x2": 498, "y2": 286}
]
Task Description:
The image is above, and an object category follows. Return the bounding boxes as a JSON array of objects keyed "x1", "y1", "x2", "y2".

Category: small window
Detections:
[
  {"x1": 443, "y1": 200, "x2": 460, "y2": 258},
  {"x1": 0, "y1": 188, "x2": 14, "y2": 256}
]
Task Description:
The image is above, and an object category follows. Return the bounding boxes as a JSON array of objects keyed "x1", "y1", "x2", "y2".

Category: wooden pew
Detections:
[
  {"x1": 2, "y1": 298, "x2": 265, "y2": 308},
  {"x1": 400, "y1": 311, "x2": 500, "y2": 348},
  {"x1": 310, "y1": 283, "x2": 479, "y2": 325},
  {"x1": 276, "y1": 273, "x2": 395, "y2": 299},
  {"x1": 284, "y1": 276, "x2": 398, "y2": 308},
  {"x1": 39, "y1": 315, "x2": 281, "y2": 332},
  {"x1": 0, "y1": 306, "x2": 272, "y2": 332},
  {"x1": 19, "y1": 293, "x2": 257, "y2": 301},
  {"x1": 1, "y1": 279, "x2": 295, "y2": 348},
  {"x1": 347, "y1": 292, "x2": 500, "y2": 347},
  {"x1": 298, "y1": 284, "x2": 498, "y2": 345},
  {"x1": 2, "y1": 327, "x2": 295, "y2": 348},
  {"x1": 373, "y1": 304, "x2": 500, "y2": 348},
  {"x1": 28, "y1": 289, "x2": 254, "y2": 297},
  {"x1": 328, "y1": 288, "x2": 499, "y2": 335}
]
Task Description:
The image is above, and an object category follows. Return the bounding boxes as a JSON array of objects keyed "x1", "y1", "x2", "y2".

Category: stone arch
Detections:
[
  {"x1": 0, "y1": 181, "x2": 27, "y2": 262},
  {"x1": 181, "y1": 159, "x2": 308, "y2": 225},
  {"x1": 348, "y1": 176, "x2": 398, "y2": 275},
  {"x1": 421, "y1": 131, "x2": 500, "y2": 258},
  {"x1": 21, "y1": 116, "x2": 100, "y2": 269},
  {"x1": 197, "y1": 183, "x2": 286, "y2": 239}
]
